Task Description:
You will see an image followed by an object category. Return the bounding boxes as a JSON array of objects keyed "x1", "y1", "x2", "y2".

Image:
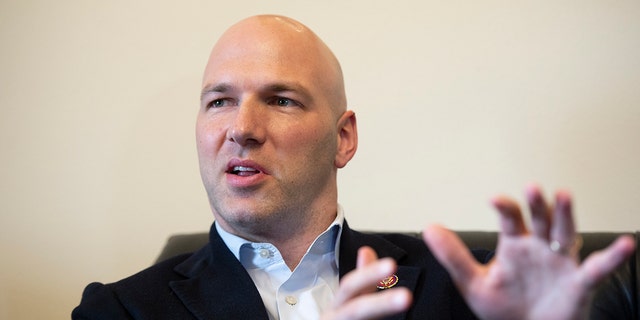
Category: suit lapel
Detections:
[
  {"x1": 339, "y1": 222, "x2": 422, "y2": 320},
  {"x1": 167, "y1": 221, "x2": 422, "y2": 320},
  {"x1": 169, "y1": 225, "x2": 270, "y2": 320}
]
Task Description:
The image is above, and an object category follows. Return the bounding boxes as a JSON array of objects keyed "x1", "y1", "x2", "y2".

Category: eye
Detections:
[
  {"x1": 208, "y1": 99, "x2": 227, "y2": 108},
  {"x1": 276, "y1": 98, "x2": 291, "y2": 106},
  {"x1": 268, "y1": 97, "x2": 300, "y2": 107}
]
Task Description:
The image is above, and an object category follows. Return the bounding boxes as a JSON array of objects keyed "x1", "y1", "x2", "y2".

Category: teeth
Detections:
[{"x1": 234, "y1": 166, "x2": 257, "y2": 172}]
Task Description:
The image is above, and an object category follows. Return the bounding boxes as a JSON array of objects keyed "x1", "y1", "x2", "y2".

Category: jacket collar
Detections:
[
  {"x1": 169, "y1": 221, "x2": 421, "y2": 320},
  {"x1": 169, "y1": 224, "x2": 270, "y2": 320}
]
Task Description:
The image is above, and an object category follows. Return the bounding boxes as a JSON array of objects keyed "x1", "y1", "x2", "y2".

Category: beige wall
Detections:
[{"x1": 1, "y1": 0, "x2": 639, "y2": 318}]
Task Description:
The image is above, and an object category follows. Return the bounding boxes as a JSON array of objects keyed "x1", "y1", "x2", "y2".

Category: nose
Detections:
[{"x1": 226, "y1": 99, "x2": 265, "y2": 146}]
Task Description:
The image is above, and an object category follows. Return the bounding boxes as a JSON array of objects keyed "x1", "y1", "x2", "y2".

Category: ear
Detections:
[{"x1": 335, "y1": 110, "x2": 358, "y2": 168}]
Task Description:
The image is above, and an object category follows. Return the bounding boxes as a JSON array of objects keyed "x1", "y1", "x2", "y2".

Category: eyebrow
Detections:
[
  {"x1": 200, "y1": 81, "x2": 314, "y2": 103},
  {"x1": 200, "y1": 83, "x2": 231, "y2": 101},
  {"x1": 265, "y1": 82, "x2": 312, "y2": 99}
]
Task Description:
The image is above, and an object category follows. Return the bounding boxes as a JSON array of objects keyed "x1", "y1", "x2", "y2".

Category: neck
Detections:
[
  {"x1": 262, "y1": 209, "x2": 338, "y2": 270},
  {"x1": 218, "y1": 206, "x2": 339, "y2": 270}
]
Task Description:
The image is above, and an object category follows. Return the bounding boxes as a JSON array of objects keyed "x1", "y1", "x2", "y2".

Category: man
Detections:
[{"x1": 73, "y1": 15, "x2": 635, "y2": 319}]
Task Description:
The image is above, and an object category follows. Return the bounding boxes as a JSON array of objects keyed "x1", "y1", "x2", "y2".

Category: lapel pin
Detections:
[{"x1": 376, "y1": 274, "x2": 399, "y2": 289}]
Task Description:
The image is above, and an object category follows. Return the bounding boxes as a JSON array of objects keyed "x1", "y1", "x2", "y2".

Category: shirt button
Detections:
[
  {"x1": 285, "y1": 296, "x2": 297, "y2": 306},
  {"x1": 259, "y1": 249, "x2": 270, "y2": 259}
]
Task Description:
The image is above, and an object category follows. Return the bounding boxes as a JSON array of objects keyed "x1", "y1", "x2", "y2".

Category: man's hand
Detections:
[
  {"x1": 423, "y1": 185, "x2": 635, "y2": 320},
  {"x1": 321, "y1": 247, "x2": 412, "y2": 320}
]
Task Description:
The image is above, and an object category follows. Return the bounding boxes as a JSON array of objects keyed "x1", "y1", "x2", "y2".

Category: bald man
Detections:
[{"x1": 73, "y1": 15, "x2": 634, "y2": 320}]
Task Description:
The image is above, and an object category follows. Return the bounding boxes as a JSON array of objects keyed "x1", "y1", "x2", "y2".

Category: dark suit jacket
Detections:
[{"x1": 73, "y1": 222, "x2": 490, "y2": 319}]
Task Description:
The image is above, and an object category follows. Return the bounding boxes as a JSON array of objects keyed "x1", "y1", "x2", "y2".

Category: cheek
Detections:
[
  {"x1": 290, "y1": 123, "x2": 337, "y2": 161},
  {"x1": 195, "y1": 117, "x2": 225, "y2": 157}
]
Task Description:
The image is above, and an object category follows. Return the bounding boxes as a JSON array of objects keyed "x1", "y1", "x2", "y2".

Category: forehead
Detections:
[
  {"x1": 201, "y1": 16, "x2": 346, "y2": 113},
  {"x1": 203, "y1": 24, "x2": 323, "y2": 84},
  {"x1": 202, "y1": 49, "x2": 320, "y2": 107}
]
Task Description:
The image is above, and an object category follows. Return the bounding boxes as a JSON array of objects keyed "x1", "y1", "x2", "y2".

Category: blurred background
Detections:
[{"x1": 1, "y1": 0, "x2": 639, "y2": 318}]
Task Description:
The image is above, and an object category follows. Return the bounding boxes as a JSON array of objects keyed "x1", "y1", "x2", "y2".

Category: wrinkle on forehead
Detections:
[{"x1": 202, "y1": 15, "x2": 347, "y2": 118}]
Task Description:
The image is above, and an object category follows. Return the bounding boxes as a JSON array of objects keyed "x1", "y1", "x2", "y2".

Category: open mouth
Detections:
[{"x1": 228, "y1": 166, "x2": 261, "y2": 176}]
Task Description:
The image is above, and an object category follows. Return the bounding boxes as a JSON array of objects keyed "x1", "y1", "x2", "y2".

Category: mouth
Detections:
[
  {"x1": 224, "y1": 159, "x2": 268, "y2": 188},
  {"x1": 227, "y1": 165, "x2": 261, "y2": 176},
  {"x1": 225, "y1": 159, "x2": 268, "y2": 177}
]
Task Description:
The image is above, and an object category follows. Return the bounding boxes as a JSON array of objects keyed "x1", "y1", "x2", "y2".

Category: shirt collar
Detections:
[{"x1": 216, "y1": 205, "x2": 345, "y2": 264}]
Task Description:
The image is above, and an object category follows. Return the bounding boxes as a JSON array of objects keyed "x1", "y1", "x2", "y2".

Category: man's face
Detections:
[{"x1": 196, "y1": 17, "x2": 354, "y2": 237}]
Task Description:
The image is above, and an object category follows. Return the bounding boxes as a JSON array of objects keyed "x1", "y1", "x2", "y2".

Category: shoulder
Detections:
[
  {"x1": 364, "y1": 232, "x2": 493, "y2": 263},
  {"x1": 113, "y1": 251, "x2": 194, "y2": 291},
  {"x1": 339, "y1": 228, "x2": 441, "y2": 277},
  {"x1": 72, "y1": 252, "x2": 195, "y2": 319},
  {"x1": 348, "y1": 229, "x2": 492, "y2": 264}
]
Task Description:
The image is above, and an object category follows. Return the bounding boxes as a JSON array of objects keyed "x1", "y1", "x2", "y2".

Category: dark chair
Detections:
[{"x1": 156, "y1": 230, "x2": 639, "y2": 319}]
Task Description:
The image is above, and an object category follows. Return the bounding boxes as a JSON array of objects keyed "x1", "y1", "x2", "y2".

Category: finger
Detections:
[
  {"x1": 526, "y1": 184, "x2": 552, "y2": 240},
  {"x1": 423, "y1": 224, "x2": 482, "y2": 293},
  {"x1": 492, "y1": 196, "x2": 528, "y2": 236},
  {"x1": 323, "y1": 287, "x2": 412, "y2": 320},
  {"x1": 333, "y1": 250, "x2": 396, "y2": 307},
  {"x1": 578, "y1": 235, "x2": 636, "y2": 289},
  {"x1": 356, "y1": 246, "x2": 378, "y2": 268},
  {"x1": 549, "y1": 190, "x2": 577, "y2": 249}
]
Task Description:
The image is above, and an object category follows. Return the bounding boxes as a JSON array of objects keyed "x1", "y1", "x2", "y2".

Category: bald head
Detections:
[
  {"x1": 196, "y1": 15, "x2": 358, "y2": 247},
  {"x1": 202, "y1": 15, "x2": 347, "y2": 117}
]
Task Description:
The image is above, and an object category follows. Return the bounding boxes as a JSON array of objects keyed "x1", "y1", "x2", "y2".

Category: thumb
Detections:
[{"x1": 423, "y1": 224, "x2": 481, "y2": 292}]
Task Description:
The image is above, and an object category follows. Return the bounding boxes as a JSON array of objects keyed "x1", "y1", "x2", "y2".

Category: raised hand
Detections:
[{"x1": 423, "y1": 185, "x2": 635, "y2": 320}]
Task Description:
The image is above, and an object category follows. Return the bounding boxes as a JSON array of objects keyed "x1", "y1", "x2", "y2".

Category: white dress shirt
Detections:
[{"x1": 216, "y1": 207, "x2": 344, "y2": 320}]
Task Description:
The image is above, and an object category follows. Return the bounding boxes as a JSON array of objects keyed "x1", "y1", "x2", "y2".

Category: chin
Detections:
[{"x1": 215, "y1": 204, "x2": 279, "y2": 228}]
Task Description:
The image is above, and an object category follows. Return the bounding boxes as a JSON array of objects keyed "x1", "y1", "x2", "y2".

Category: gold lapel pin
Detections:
[{"x1": 376, "y1": 274, "x2": 399, "y2": 289}]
